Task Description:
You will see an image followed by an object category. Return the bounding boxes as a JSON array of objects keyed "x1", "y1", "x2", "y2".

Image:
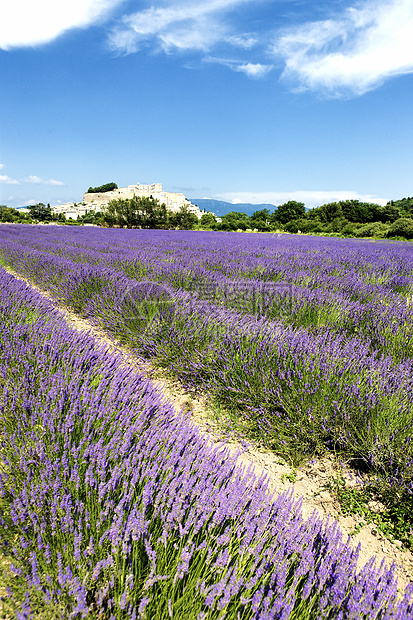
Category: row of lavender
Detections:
[
  {"x1": 3, "y1": 268, "x2": 412, "y2": 618},
  {"x1": 0, "y1": 227, "x2": 413, "y2": 496}
]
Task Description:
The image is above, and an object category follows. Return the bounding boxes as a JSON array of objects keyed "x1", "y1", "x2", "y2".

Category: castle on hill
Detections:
[{"x1": 52, "y1": 182, "x2": 202, "y2": 220}]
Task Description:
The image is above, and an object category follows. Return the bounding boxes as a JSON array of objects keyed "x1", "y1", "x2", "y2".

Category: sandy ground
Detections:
[{"x1": 1, "y1": 265, "x2": 413, "y2": 603}]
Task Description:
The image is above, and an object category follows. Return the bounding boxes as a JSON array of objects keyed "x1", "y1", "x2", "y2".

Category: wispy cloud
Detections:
[
  {"x1": 272, "y1": 0, "x2": 413, "y2": 96},
  {"x1": 227, "y1": 34, "x2": 258, "y2": 50},
  {"x1": 109, "y1": 0, "x2": 254, "y2": 54},
  {"x1": 215, "y1": 190, "x2": 388, "y2": 209},
  {"x1": 0, "y1": 175, "x2": 20, "y2": 185},
  {"x1": 25, "y1": 175, "x2": 65, "y2": 186},
  {"x1": 235, "y1": 62, "x2": 273, "y2": 78},
  {"x1": 4, "y1": 0, "x2": 413, "y2": 96},
  {"x1": 108, "y1": 0, "x2": 413, "y2": 92},
  {"x1": 108, "y1": 0, "x2": 270, "y2": 79},
  {"x1": 0, "y1": 0, "x2": 123, "y2": 50},
  {"x1": 0, "y1": 164, "x2": 4, "y2": 170},
  {"x1": 205, "y1": 56, "x2": 273, "y2": 78}
]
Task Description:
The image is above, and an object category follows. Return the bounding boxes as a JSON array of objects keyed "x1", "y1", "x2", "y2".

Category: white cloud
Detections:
[
  {"x1": 215, "y1": 190, "x2": 388, "y2": 209},
  {"x1": 106, "y1": 0, "x2": 413, "y2": 94},
  {"x1": 4, "y1": 0, "x2": 409, "y2": 98},
  {"x1": 0, "y1": 0, "x2": 123, "y2": 50},
  {"x1": 235, "y1": 62, "x2": 273, "y2": 78},
  {"x1": 272, "y1": 0, "x2": 413, "y2": 96},
  {"x1": 109, "y1": 0, "x2": 254, "y2": 54},
  {"x1": 0, "y1": 164, "x2": 4, "y2": 170},
  {"x1": 204, "y1": 56, "x2": 273, "y2": 78},
  {"x1": 25, "y1": 175, "x2": 65, "y2": 186},
  {"x1": 227, "y1": 34, "x2": 258, "y2": 50},
  {"x1": 0, "y1": 175, "x2": 20, "y2": 185}
]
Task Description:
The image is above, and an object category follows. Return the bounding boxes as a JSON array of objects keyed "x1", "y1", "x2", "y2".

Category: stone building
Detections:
[
  {"x1": 82, "y1": 181, "x2": 202, "y2": 218},
  {"x1": 52, "y1": 182, "x2": 203, "y2": 220}
]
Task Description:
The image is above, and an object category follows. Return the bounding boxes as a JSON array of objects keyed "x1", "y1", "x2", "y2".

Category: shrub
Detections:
[
  {"x1": 284, "y1": 220, "x2": 299, "y2": 233},
  {"x1": 388, "y1": 217, "x2": 413, "y2": 239},
  {"x1": 354, "y1": 222, "x2": 390, "y2": 238}
]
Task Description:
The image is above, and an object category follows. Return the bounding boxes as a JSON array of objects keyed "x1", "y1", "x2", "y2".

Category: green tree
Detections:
[
  {"x1": 272, "y1": 201, "x2": 306, "y2": 225},
  {"x1": 87, "y1": 182, "x2": 118, "y2": 194},
  {"x1": 200, "y1": 213, "x2": 217, "y2": 229},
  {"x1": 308, "y1": 200, "x2": 382, "y2": 224},
  {"x1": 145, "y1": 198, "x2": 168, "y2": 229},
  {"x1": 28, "y1": 203, "x2": 53, "y2": 221},
  {"x1": 0, "y1": 206, "x2": 32, "y2": 223},
  {"x1": 104, "y1": 199, "x2": 126, "y2": 227},
  {"x1": 378, "y1": 204, "x2": 401, "y2": 223},
  {"x1": 79, "y1": 210, "x2": 104, "y2": 225},
  {"x1": 104, "y1": 196, "x2": 169, "y2": 229},
  {"x1": 0, "y1": 207, "x2": 18, "y2": 222},
  {"x1": 387, "y1": 197, "x2": 413, "y2": 217},
  {"x1": 388, "y1": 218, "x2": 413, "y2": 239},
  {"x1": 284, "y1": 220, "x2": 299, "y2": 233},
  {"x1": 249, "y1": 209, "x2": 271, "y2": 231},
  {"x1": 219, "y1": 211, "x2": 249, "y2": 231},
  {"x1": 169, "y1": 205, "x2": 198, "y2": 230},
  {"x1": 284, "y1": 218, "x2": 318, "y2": 234},
  {"x1": 354, "y1": 222, "x2": 390, "y2": 238},
  {"x1": 340, "y1": 200, "x2": 381, "y2": 223},
  {"x1": 307, "y1": 202, "x2": 342, "y2": 223}
]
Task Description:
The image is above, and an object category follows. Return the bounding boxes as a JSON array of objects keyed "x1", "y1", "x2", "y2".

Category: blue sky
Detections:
[{"x1": 1, "y1": 0, "x2": 413, "y2": 210}]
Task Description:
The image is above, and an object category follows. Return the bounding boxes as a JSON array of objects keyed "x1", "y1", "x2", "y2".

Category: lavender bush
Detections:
[
  {"x1": 1, "y1": 268, "x2": 413, "y2": 618},
  {"x1": 1, "y1": 228, "x2": 413, "y2": 505}
]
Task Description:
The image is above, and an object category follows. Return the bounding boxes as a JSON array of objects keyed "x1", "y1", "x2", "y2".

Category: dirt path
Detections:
[{"x1": 2, "y1": 265, "x2": 413, "y2": 595}]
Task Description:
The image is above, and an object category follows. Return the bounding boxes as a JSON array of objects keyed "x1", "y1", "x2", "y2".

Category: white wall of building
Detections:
[
  {"x1": 83, "y1": 181, "x2": 202, "y2": 218},
  {"x1": 52, "y1": 181, "x2": 203, "y2": 220}
]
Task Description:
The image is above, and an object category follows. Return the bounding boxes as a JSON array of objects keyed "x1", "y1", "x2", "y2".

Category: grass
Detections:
[
  {"x1": 328, "y1": 471, "x2": 413, "y2": 550},
  {"x1": 281, "y1": 469, "x2": 298, "y2": 485}
]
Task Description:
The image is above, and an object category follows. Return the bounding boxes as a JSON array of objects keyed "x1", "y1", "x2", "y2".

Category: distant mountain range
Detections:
[{"x1": 189, "y1": 198, "x2": 278, "y2": 217}]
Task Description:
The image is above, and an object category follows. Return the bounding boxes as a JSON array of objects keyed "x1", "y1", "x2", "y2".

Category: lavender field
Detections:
[{"x1": 1, "y1": 225, "x2": 413, "y2": 617}]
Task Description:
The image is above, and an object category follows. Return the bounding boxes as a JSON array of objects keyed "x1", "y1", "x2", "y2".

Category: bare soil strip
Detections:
[{"x1": 2, "y1": 265, "x2": 413, "y2": 595}]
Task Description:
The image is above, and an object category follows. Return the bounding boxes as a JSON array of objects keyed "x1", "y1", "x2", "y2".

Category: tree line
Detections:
[
  {"x1": 201, "y1": 197, "x2": 413, "y2": 240},
  {"x1": 102, "y1": 194, "x2": 413, "y2": 240},
  {"x1": 0, "y1": 203, "x2": 104, "y2": 226},
  {"x1": 2, "y1": 195, "x2": 413, "y2": 240}
]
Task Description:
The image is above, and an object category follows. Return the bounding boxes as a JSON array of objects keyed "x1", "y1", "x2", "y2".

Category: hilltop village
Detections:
[{"x1": 51, "y1": 181, "x2": 203, "y2": 220}]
